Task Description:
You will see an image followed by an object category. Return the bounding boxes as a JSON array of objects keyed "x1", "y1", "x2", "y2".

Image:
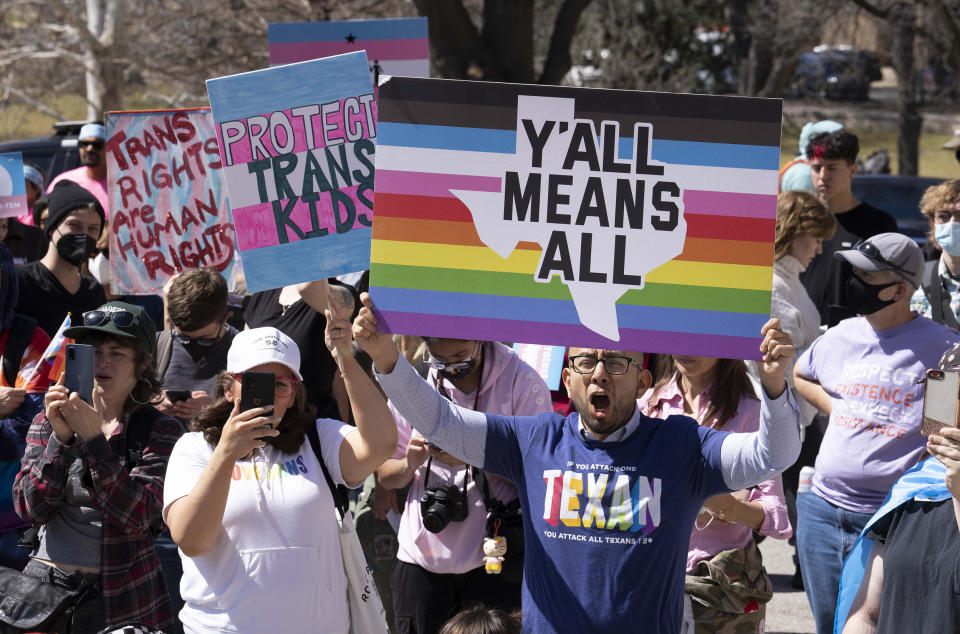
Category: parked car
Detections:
[
  {"x1": 786, "y1": 46, "x2": 883, "y2": 101},
  {"x1": 850, "y1": 174, "x2": 945, "y2": 245},
  {"x1": 0, "y1": 121, "x2": 83, "y2": 185}
]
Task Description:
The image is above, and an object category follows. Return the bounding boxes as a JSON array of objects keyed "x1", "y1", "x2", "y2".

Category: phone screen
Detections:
[
  {"x1": 64, "y1": 344, "x2": 95, "y2": 405},
  {"x1": 166, "y1": 390, "x2": 191, "y2": 403}
]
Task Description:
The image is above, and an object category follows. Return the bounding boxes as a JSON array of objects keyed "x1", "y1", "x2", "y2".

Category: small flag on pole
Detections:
[{"x1": 42, "y1": 314, "x2": 72, "y2": 383}]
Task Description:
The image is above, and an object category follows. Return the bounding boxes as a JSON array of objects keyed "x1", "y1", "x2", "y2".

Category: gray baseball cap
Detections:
[{"x1": 834, "y1": 232, "x2": 923, "y2": 287}]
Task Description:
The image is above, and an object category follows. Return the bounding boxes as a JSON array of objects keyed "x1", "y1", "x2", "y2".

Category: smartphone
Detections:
[
  {"x1": 165, "y1": 390, "x2": 191, "y2": 403},
  {"x1": 64, "y1": 344, "x2": 95, "y2": 405},
  {"x1": 239, "y1": 371, "x2": 275, "y2": 413},
  {"x1": 922, "y1": 368, "x2": 960, "y2": 436}
]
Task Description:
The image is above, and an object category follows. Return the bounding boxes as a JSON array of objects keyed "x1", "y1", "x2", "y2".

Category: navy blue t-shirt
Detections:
[{"x1": 482, "y1": 410, "x2": 729, "y2": 634}]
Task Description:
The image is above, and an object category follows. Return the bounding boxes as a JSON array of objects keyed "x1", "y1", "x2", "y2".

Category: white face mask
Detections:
[{"x1": 936, "y1": 221, "x2": 960, "y2": 256}]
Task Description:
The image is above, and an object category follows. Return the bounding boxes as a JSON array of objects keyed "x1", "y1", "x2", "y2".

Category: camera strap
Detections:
[
  {"x1": 420, "y1": 455, "x2": 470, "y2": 498},
  {"x1": 430, "y1": 349, "x2": 506, "y2": 518}
]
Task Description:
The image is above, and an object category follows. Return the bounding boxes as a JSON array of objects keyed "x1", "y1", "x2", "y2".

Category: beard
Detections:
[
  {"x1": 572, "y1": 392, "x2": 636, "y2": 439},
  {"x1": 80, "y1": 151, "x2": 102, "y2": 167}
]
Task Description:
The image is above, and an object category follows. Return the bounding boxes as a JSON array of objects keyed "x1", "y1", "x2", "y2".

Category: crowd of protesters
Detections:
[{"x1": 0, "y1": 114, "x2": 955, "y2": 634}]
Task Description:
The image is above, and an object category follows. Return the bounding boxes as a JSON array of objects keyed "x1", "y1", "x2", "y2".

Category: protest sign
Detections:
[
  {"x1": 0, "y1": 152, "x2": 27, "y2": 218},
  {"x1": 513, "y1": 343, "x2": 566, "y2": 389},
  {"x1": 206, "y1": 51, "x2": 375, "y2": 293},
  {"x1": 105, "y1": 108, "x2": 240, "y2": 294},
  {"x1": 268, "y1": 17, "x2": 429, "y2": 84},
  {"x1": 369, "y1": 77, "x2": 782, "y2": 360}
]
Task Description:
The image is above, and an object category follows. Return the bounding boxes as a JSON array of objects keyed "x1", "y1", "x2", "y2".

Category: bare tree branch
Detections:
[{"x1": 46, "y1": 0, "x2": 102, "y2": 53}]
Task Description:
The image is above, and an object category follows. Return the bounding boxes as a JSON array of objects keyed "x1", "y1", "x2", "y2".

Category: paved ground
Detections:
[{"x1": 759, "y1": 536, "x2": 816, "y2": 634}]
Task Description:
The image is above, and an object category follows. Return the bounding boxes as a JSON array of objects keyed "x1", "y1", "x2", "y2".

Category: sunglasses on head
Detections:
[
  {"x1": 83, "y1": 309, "x2": 137, "y2": 329},
  {"x1": 853, "y1": 240, "x2": 916, "y2": 281}
]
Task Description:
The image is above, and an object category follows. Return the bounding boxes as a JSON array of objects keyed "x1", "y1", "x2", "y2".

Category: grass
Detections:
[
  {"x1": 781, "y1": 126, "x2": 959, "y2": 178},
  {"x1": 0, "y1": 96, "x2": 89, "y2": 141}
]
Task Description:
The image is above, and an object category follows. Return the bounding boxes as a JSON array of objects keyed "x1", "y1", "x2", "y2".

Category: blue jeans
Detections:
[{"x1": 796, "y1": 490, "x2": 872, "y2": 634}]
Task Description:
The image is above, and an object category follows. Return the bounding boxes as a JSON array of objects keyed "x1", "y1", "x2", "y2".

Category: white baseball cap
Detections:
[{"x1": 227, "y1": 327, "x2": 303, "y2": 381}]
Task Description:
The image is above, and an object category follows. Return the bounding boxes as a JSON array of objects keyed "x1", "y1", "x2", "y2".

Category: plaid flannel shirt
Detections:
[{"x1": 13, "y1": 406, "x2": 183, "y2": 631}]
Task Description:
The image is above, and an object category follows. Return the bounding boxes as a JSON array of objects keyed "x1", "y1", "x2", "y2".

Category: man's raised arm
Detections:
[
  {"x1": 352, "y1": 293, "x2": 488, "y2": 466},
  {"x1": 721, "y1": 318, "x2": 803, "y2": 490}
]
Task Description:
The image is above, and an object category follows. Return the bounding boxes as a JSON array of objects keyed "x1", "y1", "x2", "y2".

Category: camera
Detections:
[{"x1": 420, "y1": 483, "x2": 469, "y2": 533}]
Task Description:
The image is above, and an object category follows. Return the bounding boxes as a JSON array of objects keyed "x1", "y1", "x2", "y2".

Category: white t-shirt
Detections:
[{"x1": 163, "y1": 419, "x2": 354, "y2": 634}]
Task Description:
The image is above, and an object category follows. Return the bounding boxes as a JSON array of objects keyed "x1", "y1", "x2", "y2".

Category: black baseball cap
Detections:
[{"x1": 64, "y1": 301, "x2": 157, "y2": 356}]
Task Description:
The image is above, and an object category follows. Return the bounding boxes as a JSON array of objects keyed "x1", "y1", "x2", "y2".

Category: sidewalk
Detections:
[{"x1": 759, "y1": 535, "x2": 816, "y2": 634}]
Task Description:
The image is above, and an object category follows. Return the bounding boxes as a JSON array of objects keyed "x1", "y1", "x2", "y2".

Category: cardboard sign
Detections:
[
  {"x1": 269, "y1": 17, "x2": 429, "y2": 83},
  {"x1": 0, "y1": 152, "x2": 27, "y2": 219},
  {"x1": 369, "y1": 77, "x2": 781, "y2": 360},
  {"x1": 105, "y1": 109, "x2": 240, "y2": 294},
  {"x1": 207, "y1": 51, "x2": 375, "y2": 292},
  {"x1": 513, "y1": 343, "x2": 566, "y2": 389}
]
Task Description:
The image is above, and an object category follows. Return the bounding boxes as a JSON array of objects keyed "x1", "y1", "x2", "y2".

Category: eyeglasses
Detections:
[
  {"x1": 173, "y1": 320, "x2": 225, "y2": 347},
  {"x1": 426, "y1": 342, "x2": 481, "y2": 371},
  {"x1": 78, "y1": 140, "x2": 104, "y2": 150},
  {"x1": 231, "y1": 373, "x2": 300, "y2": 397},
  {"x1": 934, "y1": 210, "x2": 960, "y2": 224},
  {"x1": 853, "y1": 240, "x2": 916, "y2": 281},
  {"x1": 568, "y1": 355, "x2": 642, "y2": 375},
  {"x1": 83, "y1": 309, "x2": 136, "y2": 329}
]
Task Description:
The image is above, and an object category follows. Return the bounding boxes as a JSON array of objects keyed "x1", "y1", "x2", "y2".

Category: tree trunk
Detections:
[
  {"x1": 539, "y1": 0, "x2": 593, "y2": 84},
  {"x1": 84, "y1": 0, "x2": 124, "y2": 120},
  {"x1": 891, "y1": 1, "x2": 920, "y2": 175},
  {"x1": 726, "y1": 0, "x2": 752, "y2": 95},
  {"x1": 413, "y1": 0, "x2": 489, "y2": 79},
  {"x1": 482, "y1": 0, "x2": 535, "y2": 82}
]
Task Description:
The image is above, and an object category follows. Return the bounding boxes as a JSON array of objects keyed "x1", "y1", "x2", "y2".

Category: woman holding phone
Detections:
[
  {"x1": 12, "y1": 301, "x2": 181, "y2": 632},
  {"x1": 163, "y1": 319, "x2": 397, "y2": 633}
]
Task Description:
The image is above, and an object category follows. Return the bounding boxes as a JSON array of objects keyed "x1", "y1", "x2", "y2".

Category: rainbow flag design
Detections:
[
  {"x1": 369, "y1": 77, "x2": 782, "y2": 360},
  {"x1": 268, "y1": 17, "x2": 429, "y2": 82}
]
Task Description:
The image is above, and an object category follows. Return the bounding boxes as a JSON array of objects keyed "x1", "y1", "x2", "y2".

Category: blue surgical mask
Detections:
[{"x1": 936, "y1": 221, "x2": 960, "y2": 256}]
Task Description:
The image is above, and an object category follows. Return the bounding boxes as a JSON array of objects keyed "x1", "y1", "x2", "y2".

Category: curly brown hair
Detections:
[
  {"x1": 190, "y1": 372, "x2": 314, "y2": 455},
  {"x1": 774, "y1": 190, "x2": 837, "y2": 261},
  {"x1": 919, "y1": 179, "x2": 960, "y2": 246},
  {"x1": 73, "y1": 331, "x2": 161, "y2": 412}
]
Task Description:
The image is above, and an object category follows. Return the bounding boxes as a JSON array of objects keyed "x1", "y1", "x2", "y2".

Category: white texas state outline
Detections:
[{"x1": 451, "y1": 95, "x2": 687, "y2": 341}]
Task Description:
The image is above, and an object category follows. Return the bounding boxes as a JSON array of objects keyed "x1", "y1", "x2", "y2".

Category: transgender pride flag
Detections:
[{"x1": 268, "y1": 17, "x2": 429, "y2": 82}]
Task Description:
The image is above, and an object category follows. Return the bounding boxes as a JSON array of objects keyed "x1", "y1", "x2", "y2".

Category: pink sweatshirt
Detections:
[
  {"x1": 47, "y1": 167, "x2": 109, "y2": 219},
  {"x1": 639, "y1": 373, "x2": 792, "y2": 572},
  {"x1": 391, "y1": 342, "x2": 552, "y2": 574}
]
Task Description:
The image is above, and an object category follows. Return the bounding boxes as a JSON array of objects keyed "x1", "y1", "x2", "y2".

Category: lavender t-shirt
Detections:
[{"x1": 796, "y1": 314, "x2": 960, "y2": 513}]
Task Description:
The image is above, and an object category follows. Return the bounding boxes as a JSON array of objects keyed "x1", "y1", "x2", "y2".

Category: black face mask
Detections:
[
  {"x1": 56, "y1": 233, "x2": 97, "y2": 267},
  {"x1": 846, "y1": 275, "x2": 899, "y2": 315}
]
